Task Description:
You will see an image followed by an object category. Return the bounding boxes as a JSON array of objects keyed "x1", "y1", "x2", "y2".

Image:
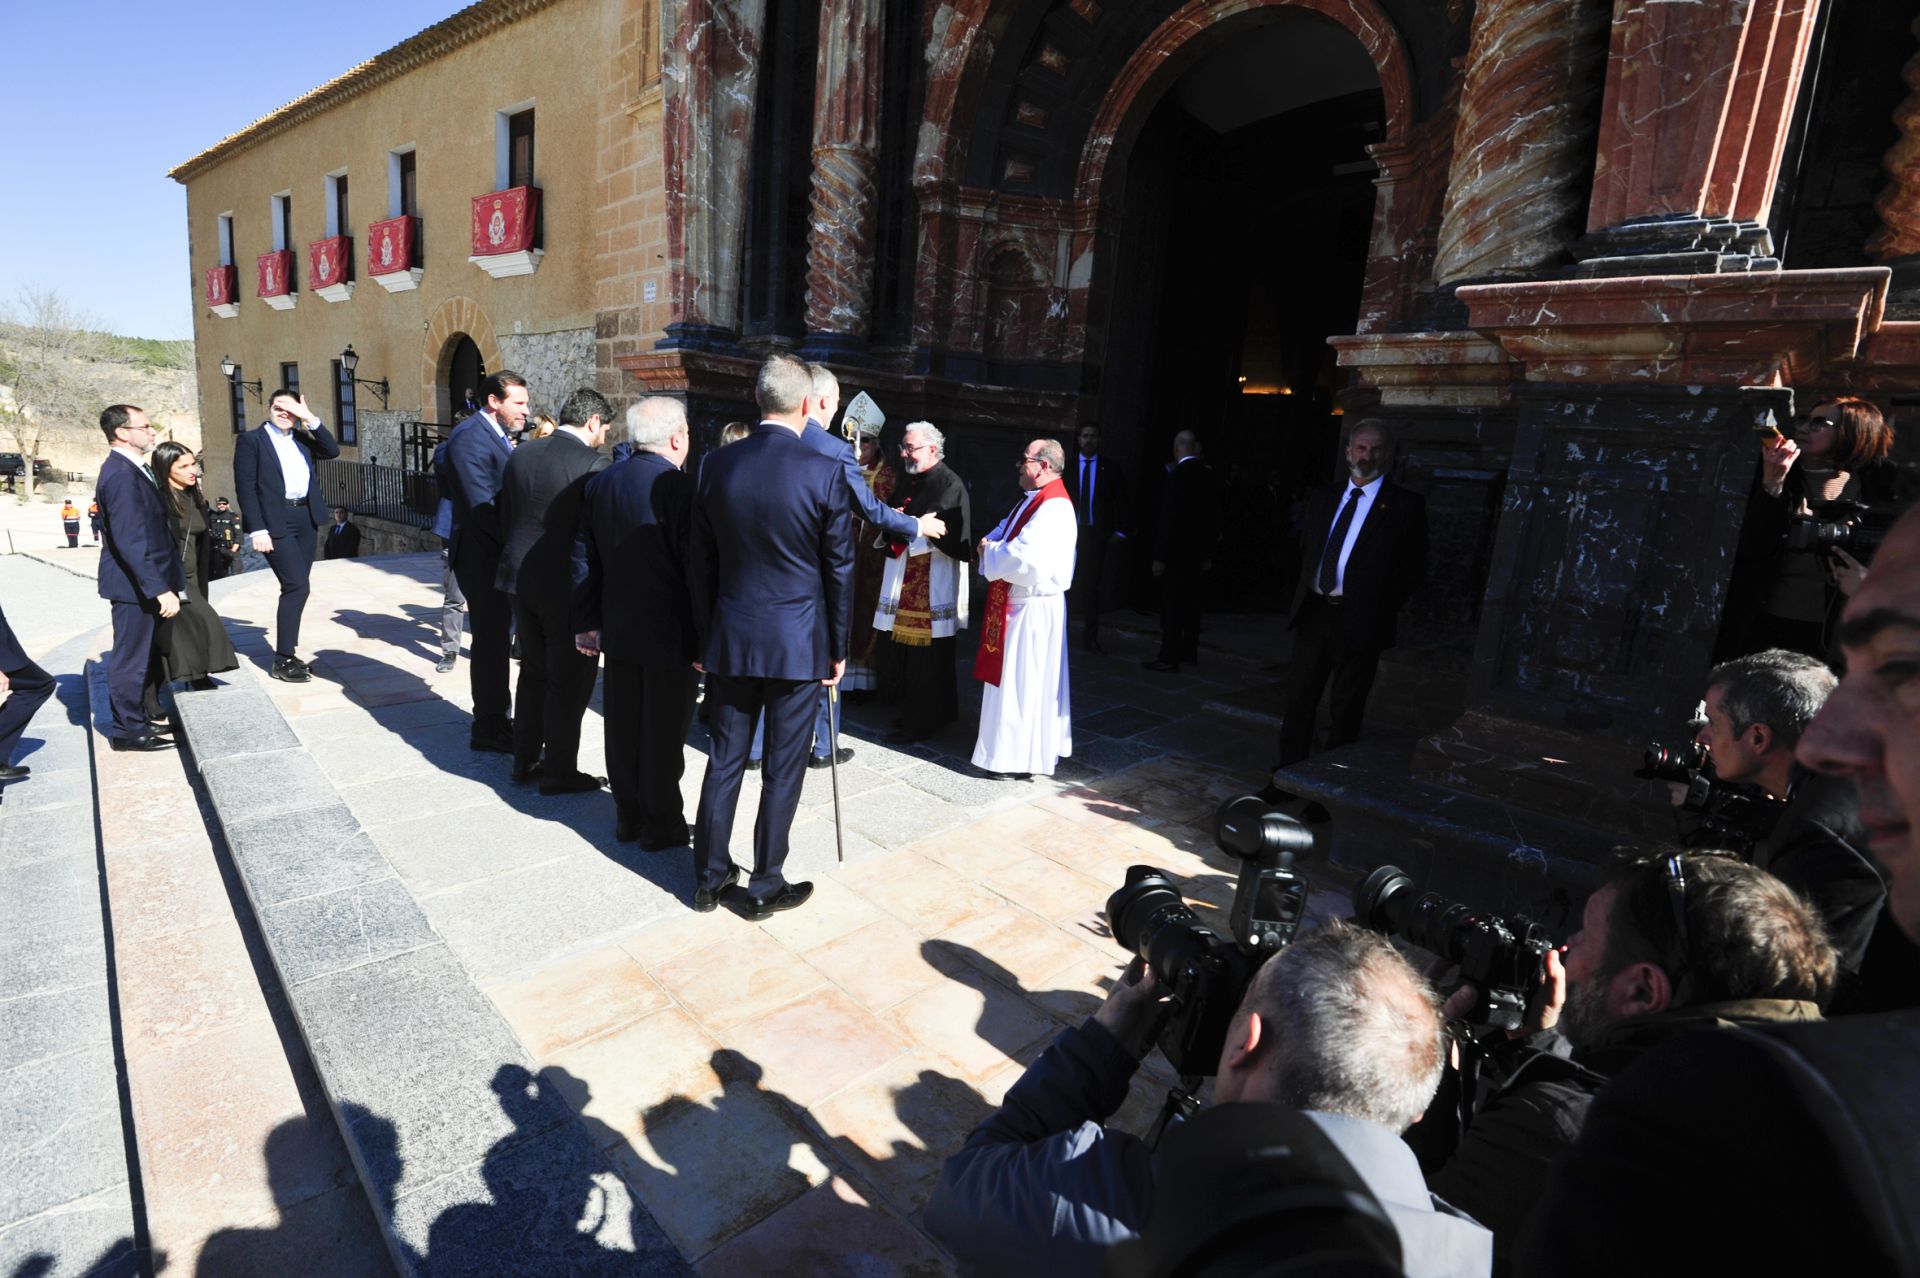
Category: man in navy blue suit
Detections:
[
  {"x1": 800, "y1": 364, "x2": 946, "y2": 768},
  {"x1": 574, "y1": 397, "x2": 699, "y2": 848},
  {"x1": 0, "y1": 603, "x2": 55, "y2": 783},
  {"x1": 94, "y1": 404, "x2": 183, "y2": 751},
  {"x1": 689, "y1": 354, "x2": 854, "y2": 917},
  {"x1": 444, "y1": 371, "x2": 531, "y2": 753},
  {"x1": 231, "y1": 388, "x2": 341, "y2": 682}
]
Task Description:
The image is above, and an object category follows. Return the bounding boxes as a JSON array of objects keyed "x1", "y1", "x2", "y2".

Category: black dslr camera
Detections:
[
  {"x1": 1353, "y1": 868, "x2": 1554, "y2": 1034},
  {"x1": 1636, "y1": 741, "x2": 1788, "y2": 854},
  {"x1": 1106, "y1": 797, "x2": 1313, "y2": 1077}
]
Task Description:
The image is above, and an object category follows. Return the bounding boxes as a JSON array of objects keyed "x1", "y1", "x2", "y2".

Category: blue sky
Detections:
[{"x1": 4, "y1": 0, "x2": 465, "y2": 341}]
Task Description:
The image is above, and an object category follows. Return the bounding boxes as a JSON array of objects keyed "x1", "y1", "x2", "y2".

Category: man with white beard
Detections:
[
  {"x1": 875, "y1": 422, "x2": 973, "y2": 743},
  {"x1": 972, "y1": 438, "x2": 1076, "y2": 778}
]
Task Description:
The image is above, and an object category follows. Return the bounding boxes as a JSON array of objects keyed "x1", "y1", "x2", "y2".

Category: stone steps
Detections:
[
  {"x1": 83, "y1": 656, "x2": 391, "y2": 1275},
  {"x1": 167, "y1": 652, "x2": 691, "y2": 1276},
  {"x1": 0, "y1": 635, "x2": 139, "y2": 1278}
]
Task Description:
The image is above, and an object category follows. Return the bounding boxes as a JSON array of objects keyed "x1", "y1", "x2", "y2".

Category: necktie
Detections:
[
  {"x1": 1315, "y1": 487, "x2": 1365, "y2": 596},
  {"x1": 1081, "y1": 459, "x2": 1094, "y2": 525},
  {"x1": 140, "y1": 463, "x2": 158, "y2": 488}
]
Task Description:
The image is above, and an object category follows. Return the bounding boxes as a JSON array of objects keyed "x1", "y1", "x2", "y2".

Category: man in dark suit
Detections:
[
  {"x1": 323, "y1": 507, "x2": 362, "y2": 559},
  {"x1": 232, "y1": 389, "x2": 341, "y2": 682},
  {"x1": 1142, "y1": 431, "x2": 1220, "y2": 673},
  {"x1": 0, "y1": 603, "x2": 55, "y2": 783},
  {"x1": 801, "y1": 364, "x2": 945, "y2": 766},
  {"x1": 574, "y1": 397, "x2": 698, "y2": 847},
  {"x1": 444, "y1": 371, "x2": 532, "y2": 753},
  {"x1": 94, "y1": 404, "x2": 182, "y2": 752},
  {"x1": 496, "y1": 387, "x2": 612, "y2": 794},
  {"x1": 1275, "y1": 419, "x2": 1427, "y2": 771},
  {"x1": 1063, "y1": 422, "x2": 1127, "y2": 653},
  {"x1": 690, "y1": 354, "x2": 853, "y2": 918}
]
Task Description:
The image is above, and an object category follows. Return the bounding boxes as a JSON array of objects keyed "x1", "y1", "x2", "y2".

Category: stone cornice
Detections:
[{"x1": 168, "y1": 0, "x2": 564, "y2": 184}]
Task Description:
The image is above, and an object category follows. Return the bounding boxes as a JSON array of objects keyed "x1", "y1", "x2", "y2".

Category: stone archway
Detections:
[{"x1": 421, "y1": 297, "x2": 502, "y2": 423}]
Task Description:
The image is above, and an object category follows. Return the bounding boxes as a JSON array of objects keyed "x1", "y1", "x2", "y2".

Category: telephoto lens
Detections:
[{"x1": 1354, "y1": 866, "x2": 1553, "y2": 1033}]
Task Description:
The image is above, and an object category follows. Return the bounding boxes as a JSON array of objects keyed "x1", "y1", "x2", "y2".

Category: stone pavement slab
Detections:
[
  {"x1": 164, "y1": 555, "x2": 1364, "y2": 1274},
  {"x1": 0, "y1": 638, "x2": 137, "y2": 1278}
]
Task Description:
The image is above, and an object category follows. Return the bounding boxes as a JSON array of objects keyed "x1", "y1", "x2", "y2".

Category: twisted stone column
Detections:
[
  {"x1": 1434, "y1": 0, "x2": 1609, "y2": 283},
  {"x1": 803, "y1": 0, "x2": 885, "y2": 343},
  {"x1": 1868, "y1": 19, "x2": 1920, "y2": 262}
]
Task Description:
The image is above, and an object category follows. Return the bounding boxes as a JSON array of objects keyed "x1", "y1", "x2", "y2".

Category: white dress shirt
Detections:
[
  {"x1": 1324, "y1": 473, "x2": 1384, "y2": 597},
  {"x1": 263, "y1": 423, "x2": 311, "y2": 499}
]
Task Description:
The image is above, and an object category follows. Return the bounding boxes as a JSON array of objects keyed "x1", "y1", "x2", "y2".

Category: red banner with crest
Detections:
[
  {"x1": 367, "y1": 216, "x2": 416, "y2": 275},
  {"x1": 257, "y1": 250, "x2": 293, "y2": 297},
  {"x1": 471, "y1": 186, "x2": 539, "y2": 255},
  {"x1": 207, "y1": 265, "x2": 236, "y2": 308},
  {"x1": 309, "y1": 236, "x2": 350, "y2": 289}
]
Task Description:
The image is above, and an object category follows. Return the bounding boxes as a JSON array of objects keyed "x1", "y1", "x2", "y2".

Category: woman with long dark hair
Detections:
[{"x1": 150, "y1": 441, "x2": 239, "y2": 689}]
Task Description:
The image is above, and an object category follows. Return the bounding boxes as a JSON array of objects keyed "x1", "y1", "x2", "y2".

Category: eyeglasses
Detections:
[{"x1": 1019, "y1": 456, "x2": 1044, "y2": 467}]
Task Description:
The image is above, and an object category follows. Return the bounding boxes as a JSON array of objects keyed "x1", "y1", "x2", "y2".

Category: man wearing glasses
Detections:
[
  {"x1": 95, "y1": 404, "x2": 183, "y2": 751},
  {"x1": 873, "y1": 422, "x2": 973, "y2": 743},
  {"x1": 232, "y1": 389, "x2": 340, "y2": 682},
  {"x1": 1422, "y1": 852, "x2": 1835, "y2": 1268}
]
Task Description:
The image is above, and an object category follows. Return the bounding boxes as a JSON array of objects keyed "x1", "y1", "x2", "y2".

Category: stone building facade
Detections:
[{"x1": 175, "y1": 0, "x2": 1920, "y2": 910}]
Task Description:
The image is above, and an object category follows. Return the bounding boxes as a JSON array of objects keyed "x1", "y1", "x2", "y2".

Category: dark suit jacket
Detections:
[
  {"x1": 689, "y1": 423, "x2": 853, "y2": 680},
  {"x1": 324, "y1": 521, "x2": 362, "y2": 559},
  {"x1": 96, "y1": 450, "x2": 185, "y2": 604},
  {"x1": 232, "y1": 422, "x2": 341, "y2": 539},
  {"x1": 1288, "y1": 477, "x2": 1428, "y2": 651},
  {"x1": 800, "y1": 422, "x2": 919, "y2": 543},
  {"x1": 444, "y1": 411, "x2": 513, "y2": 565},
  {"x1": 495, "y1": 430, "x2": 610, "y2": 607},
  {"x1": 573, "y1": 450, "x2": 695, "y2": 667},
  {"x1": 1064, "y1": 453, "x2": 1127, "y2": 537},
  {"x1": 1154, "y1": 456, "x2": 1220, "y2": 566},
  {"x1": 0, "y1": 603, "x2": 29, "y2": 672}
]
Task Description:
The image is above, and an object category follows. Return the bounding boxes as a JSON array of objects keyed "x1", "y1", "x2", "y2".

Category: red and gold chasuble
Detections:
[{"x1": 972, "y1": 479, "x2": 1069, "y2": 686}]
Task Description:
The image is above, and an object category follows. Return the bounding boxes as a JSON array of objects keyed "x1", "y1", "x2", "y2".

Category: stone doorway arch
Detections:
[{"x1": 422, "y1": 297, "x2": 502, "y2": 423}]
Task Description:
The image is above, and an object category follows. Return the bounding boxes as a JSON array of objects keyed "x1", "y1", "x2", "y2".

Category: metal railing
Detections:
[{"x1": 317, "y1": 459, "x2": 439, "y2": 529}]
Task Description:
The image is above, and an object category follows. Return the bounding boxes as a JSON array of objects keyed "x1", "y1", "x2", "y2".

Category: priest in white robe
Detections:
[{"x1": 972, "y1": 438, "x2": 1076, "y2": 777}]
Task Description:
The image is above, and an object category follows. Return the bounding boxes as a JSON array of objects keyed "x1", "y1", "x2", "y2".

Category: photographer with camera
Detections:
[
  {"x1": 924, "y1": 920, "x2": 1494, "y2": 1278},
  {"x1": 1717, "y1": 396, "x2": 1896, "y2": 662},
  {"x1": 1403, "y1": 853, "x2": 1834, "y2": 1274},
  {"x1": 1685, "y1": 650, "x2": 1891, "y2": 1000}
]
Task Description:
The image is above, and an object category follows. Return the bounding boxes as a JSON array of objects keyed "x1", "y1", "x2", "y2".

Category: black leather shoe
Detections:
[
  {"x1": 270, "y1": 656, "x2": 312, "y2": 683},
  {"x1": 0, "y1": 764, "x2": 29, "y2": 784},
  {"x1": 511, "y1": 760, "x2": 545, "y2": 785},
  {"x1": 539, "y1": 772, "x2": 606, "y2": 796},
  {"x1": 615, "y1": 810, "x2": 642, "y2": 844},
  {"x1": 1140, "y1": 659, "x2": 1180, "y2": 673},
  {"x1": 738, "y1": 881, "x2": 814, "y2": 919},
  {"x1": 808, "y1": 747, "x2": 854, "y2": 769},
  {"x1": 471, "y1": 731, "x2": 515, "y2": 755},
  {"x1": 694, "y1": 865, "x2": 741, "y2": 912},
  {"x1": 435, "y1": 655, "x2": 457, "y2": 673},
  {"x1": 110, "y1": 734, "x2": 175, "y2": 753},
  {"x1": 744, "y1": 758, "x2": 761, "y2": 771}
]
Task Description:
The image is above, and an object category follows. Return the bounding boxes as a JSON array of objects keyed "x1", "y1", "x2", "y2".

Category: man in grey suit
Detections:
[
  {"x1": 926, "y1": 921, "x2": 1494, "y2": 1277},
  {"x1": 496, "y1": 388, "x2": 612, "y2": 794}
]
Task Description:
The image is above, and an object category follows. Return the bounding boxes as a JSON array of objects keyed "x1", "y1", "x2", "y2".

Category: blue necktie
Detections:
[{"x1": 1315, "y1": 487, "x2": 1364, "y2": 596}]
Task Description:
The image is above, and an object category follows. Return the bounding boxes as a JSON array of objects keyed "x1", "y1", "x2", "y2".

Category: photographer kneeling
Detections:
[
  {"x1": 924, "y1": 921, "x2": 1494, "y2": 1278},
  {"x1": 1692, "y1": 650, "x2": 1896, "y2": 1005},
  {"x1": 1420, "y1": 852, "x2": 1835, "y2": 1270}
]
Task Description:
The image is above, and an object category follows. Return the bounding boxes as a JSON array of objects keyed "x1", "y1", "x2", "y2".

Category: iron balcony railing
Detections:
[{"x1": 316, "y1": 458, "x2": 440, "y2": 529}]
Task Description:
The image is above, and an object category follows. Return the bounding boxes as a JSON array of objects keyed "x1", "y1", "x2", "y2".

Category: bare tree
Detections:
[{"x1": 0, "y1": 286, "x2": 109, "y2": 500}]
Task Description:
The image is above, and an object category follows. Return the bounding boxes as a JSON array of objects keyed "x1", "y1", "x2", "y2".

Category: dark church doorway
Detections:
[
  {"x1": 1095, "y1": 13, "x2": 1385, "y2": 613},
  {"x1": 444, "y1": 335, "x2": 485, "y2": 422}
]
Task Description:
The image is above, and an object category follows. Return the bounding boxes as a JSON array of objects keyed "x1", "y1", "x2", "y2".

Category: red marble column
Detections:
[
  {"x1": 802, "y1": 0, "x2": 885, "y2": 349},
  {"x1": 661, "y1": 0, "x2": 766, "y2": 342},
  {"x1": 1433, "y1": 0, "x2": 1610, "y2": 284},
  {"x1": 1867, "y1": 19, "x2": 1920, "y2": 265},
  {"x1": 1579, "y1": 0, "x2": 1821, "y2": 270}
]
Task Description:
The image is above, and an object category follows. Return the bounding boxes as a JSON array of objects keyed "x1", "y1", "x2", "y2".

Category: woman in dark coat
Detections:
[{"x1": 151, "y1": 441, "x2": 239, "y2": 689}]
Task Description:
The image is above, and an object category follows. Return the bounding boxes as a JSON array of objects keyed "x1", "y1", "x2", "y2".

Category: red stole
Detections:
[{"x1": 972, "y1": 479, "x2": 1069, "y2": 686}]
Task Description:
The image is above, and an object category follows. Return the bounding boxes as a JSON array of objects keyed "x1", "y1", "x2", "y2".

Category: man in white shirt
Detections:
[
  {"x1": 1274, "y1": 419, "x2": 1428, "y2": 775},
  {"x1": 231, "y1": 388, "x2": 341, "y2": 683}
]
